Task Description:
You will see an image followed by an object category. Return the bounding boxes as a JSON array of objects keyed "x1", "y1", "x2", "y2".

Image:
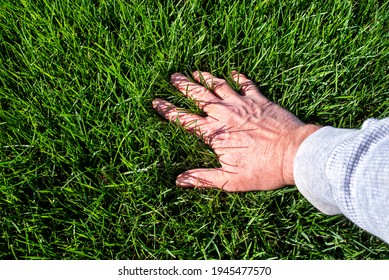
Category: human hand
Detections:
[{"x1": 153, "y1": 71, "x2": 320, "y2": 191}]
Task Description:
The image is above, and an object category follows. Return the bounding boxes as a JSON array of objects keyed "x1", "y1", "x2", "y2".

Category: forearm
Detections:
[{"x1": 293, "y1": 118, "x2": 389, "y2": 243}]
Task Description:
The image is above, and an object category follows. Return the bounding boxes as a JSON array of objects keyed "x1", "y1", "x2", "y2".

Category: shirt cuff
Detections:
[{"x1": 293, "y1": 126, "x2": 358, "y2": 215}]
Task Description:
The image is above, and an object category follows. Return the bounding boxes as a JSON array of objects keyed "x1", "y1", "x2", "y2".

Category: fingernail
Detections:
[
  {"x1": 192, "y1": 70, "x2": 201, "y2": 78},
  {"x1": 231, "y1": 71, "x2": 240, "y2": 80},
  {"x1": 170, "y1": 72, "x2": 179, "y2": 81},
  {"x1": 176, "y1": 174, "x2": 194, "y2": 187},
  {"x1": 152, "y1": 99, "x2": 160, "y2": 109}
]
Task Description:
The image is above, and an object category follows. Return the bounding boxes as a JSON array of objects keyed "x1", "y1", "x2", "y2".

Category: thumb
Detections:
[{"x1": 176, "y1": 168, "x2": 232, "y2": 190}]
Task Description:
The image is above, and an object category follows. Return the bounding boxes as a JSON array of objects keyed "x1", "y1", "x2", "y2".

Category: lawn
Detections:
[{"x1": 0, "y1": 0, "x2": 388, "y2": 259}]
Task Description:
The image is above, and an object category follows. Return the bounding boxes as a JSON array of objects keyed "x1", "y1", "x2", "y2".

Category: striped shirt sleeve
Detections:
[{"x1": 294, "y1": 118, "x2": 389, "y2": 243}]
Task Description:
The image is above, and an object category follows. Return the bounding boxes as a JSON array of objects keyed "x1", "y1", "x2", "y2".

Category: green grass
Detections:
[{"x1": 0, "y1": 0, "x2": 388, "y2": 259}]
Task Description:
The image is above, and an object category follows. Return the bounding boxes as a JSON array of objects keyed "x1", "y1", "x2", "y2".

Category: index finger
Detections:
[
  {"x1": 153, "y1": 98, "x2": 211, "y2": 138},
  {"x1": 171, "y1": 73, "x2": 220, "y2": 111}
]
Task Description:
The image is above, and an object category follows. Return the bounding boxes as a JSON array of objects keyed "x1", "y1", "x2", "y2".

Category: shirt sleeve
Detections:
[{"x1": 293, "y1": 118, "x2": 389, "y2": 243}]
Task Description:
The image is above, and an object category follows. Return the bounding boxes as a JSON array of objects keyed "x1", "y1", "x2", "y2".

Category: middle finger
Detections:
[{"x1": 193, "y1": 71, "x2": 242, "y2": 102}]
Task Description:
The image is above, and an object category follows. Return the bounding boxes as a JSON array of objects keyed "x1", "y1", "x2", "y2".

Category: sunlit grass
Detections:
[{"x1": 0, "y1": 0, "x2": 388, "y2": 259}]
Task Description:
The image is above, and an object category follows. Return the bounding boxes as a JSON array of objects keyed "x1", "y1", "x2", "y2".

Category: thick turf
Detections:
[{"x1": 0, "y1": 0, "x2": 388, "y2": 259}]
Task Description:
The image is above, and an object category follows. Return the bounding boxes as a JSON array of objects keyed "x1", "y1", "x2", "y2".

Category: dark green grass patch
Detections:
[{"x1": 0, "y1": 0, "x2": 388, "y2": 259}]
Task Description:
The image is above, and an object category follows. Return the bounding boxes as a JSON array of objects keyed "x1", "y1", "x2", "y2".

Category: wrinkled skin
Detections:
[{"x1": 153, "y1": 71, "x2": 320, "y2": 192}]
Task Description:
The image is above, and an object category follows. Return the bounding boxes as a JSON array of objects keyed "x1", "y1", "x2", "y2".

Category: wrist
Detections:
[{"x1": 282, "y1": 124, "x2": 321, "y2": 186}]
